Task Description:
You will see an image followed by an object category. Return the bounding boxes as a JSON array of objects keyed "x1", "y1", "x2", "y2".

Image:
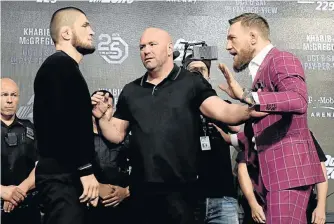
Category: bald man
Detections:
[
  {"x1": 1, "y1": 78, "x2": 40, "y2": 224},
  {"x1": 33, "y1": 7, "x2": 99, "y2": 224},
  {"x1": 92, "y1": 27, "x2": 265, "y2": 224}
]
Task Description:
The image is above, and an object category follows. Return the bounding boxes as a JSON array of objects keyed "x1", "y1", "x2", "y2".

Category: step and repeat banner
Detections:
[{"x1": 1, "y1": 0, "x2": 334, "y2": 216}]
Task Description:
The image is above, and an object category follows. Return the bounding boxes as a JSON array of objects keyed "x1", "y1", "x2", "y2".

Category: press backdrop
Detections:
[{"x1": 1, "y1": 0, "x2": 333, "y2": 218}]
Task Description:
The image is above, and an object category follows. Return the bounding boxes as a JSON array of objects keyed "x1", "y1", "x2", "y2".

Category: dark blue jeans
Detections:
[{"x1": 204, "y1": 197, "x2": 239, "y2": 224}]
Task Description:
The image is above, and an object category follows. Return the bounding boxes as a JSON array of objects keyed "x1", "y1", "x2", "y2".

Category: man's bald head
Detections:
[
  {"x1": 139, "y1": 27, "x2": 174, "y2": 73},
  {"x1": 141, "y1": 27, "x2": 172, "y2": 46},
  {"x1": 1, "y1": 78, "x2": 20, "y2": 120},
  {"x1": 50, "y1": 7, "x2": 86, "y2": 44},
  {"x1": 1, "y1": 78, "x2": 19, "y2": 92}
]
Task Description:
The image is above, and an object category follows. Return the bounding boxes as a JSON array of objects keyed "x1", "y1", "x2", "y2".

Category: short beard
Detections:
[
  {"x1": 72, "y1": 34, "x2": 96, "y2": 55},
  {"x1": 233, "y1": 46, "x2": 254, "y2": 73},
  {"x1": 76, "y1": 45, "x2": 95, "y2": 55}
]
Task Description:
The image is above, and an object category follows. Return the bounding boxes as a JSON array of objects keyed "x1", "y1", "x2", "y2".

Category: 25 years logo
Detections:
[{"x1": 98, "y1": 34, "x2": 128, "y2": 64}]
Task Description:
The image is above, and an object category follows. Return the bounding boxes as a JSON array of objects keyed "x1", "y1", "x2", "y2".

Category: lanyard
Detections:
[{"x1": 200, "y1": 115, "x2": 207, "y2": 136}]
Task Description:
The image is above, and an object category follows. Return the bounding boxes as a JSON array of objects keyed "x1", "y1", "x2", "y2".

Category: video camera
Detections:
[{"x1": 173, "y1": 41, "x2": 218, "y2": 68}]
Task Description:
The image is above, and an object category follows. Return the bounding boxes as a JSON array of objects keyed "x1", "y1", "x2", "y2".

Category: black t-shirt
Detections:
[
  {"x1": 1, "y1": 117, "x2": 38, "y2": 186},
  {"x1": 33, "y1": 51, "x2": 95, "y2": 175},
  {"x1": 93, "y1": 132, "x2": 129, "y2": 187},
  {"x1": 198, "y1": 116, "x2": 237, "y2": 198},
  {"x1": 236, "y1": 148, "x2": 265, "y2": 204},
  {"x1": 113, "y1": 64, "x2": 217, "y2": 184},
  {"x1": 310, "y1": 131, "x2": 326, "y2": 162}
]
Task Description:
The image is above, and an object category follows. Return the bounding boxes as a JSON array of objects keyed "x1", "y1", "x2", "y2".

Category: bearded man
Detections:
[
  {"x1": 218, "y1": 13, "x2": 325, "y2": 224},
  {"x1": 33, "y1": 7, "x2": 99, "y2": 224}
]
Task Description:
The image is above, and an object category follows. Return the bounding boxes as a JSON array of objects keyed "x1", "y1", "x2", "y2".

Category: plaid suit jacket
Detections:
[{"x1": 236, "y1": 48, "x2": 325, "y2": 191}]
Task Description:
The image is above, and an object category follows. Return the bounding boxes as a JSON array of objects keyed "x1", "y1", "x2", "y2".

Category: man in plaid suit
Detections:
[{"x1": 218, "y1": 13, "x2": 325, "y2": 224}]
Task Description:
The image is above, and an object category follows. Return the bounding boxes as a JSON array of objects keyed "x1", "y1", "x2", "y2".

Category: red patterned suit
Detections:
[{"x1": 236, "y1": 48, "x2": 325, "y2": 224}]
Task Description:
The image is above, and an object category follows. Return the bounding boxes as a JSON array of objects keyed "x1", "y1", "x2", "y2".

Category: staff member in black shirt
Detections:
[
  {"x1": 1, "y1": 78, "x2": 40, "y2": 224},
  {"x1": 33, "y1": 7, "x2": 99, "y2": 224},
  {"x1": 92, "y1": 27, "x2": 266, "y2": 224},
  {"x1": 89, "y1": 90, "x2": 130, "y2": 224},
  {"x1": 185, "y1": 56, "x2": 241, "y2": 224}
]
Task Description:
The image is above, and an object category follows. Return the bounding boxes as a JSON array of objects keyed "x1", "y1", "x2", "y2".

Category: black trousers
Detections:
[
  {"x1": 36, "y1": 173, "x2": 88, "y2": 224},
  {"x1": 87, "y1": 200, "x2": 130, "y2": 224},
  {"x1": 1, "y1": 206, "x2": 41, "y2": 224},
  {"x1": 129, "y1": 185, "x2": 196, "y2": 224}
]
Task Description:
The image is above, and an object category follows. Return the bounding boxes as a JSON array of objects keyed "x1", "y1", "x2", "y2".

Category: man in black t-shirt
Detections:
[
  {"x1": 88, "y1": 90, "x2": 130, "y2": 224},
  {"x1": 92, "y1": 27, "x2": 266, "y2": 224},
  {"x1": 33, "y1": 7, "x2": 99, "y2": 224},
  {"x1": 185, "y1": 56, "x2": 240, "y2": 224},
  {"x1": 306, "y1": 132, "x2": 327, "y2": 224}
]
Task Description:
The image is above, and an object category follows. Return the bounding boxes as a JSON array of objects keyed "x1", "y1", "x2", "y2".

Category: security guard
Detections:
[{"x1": 1, "y1": 78, "x2": 40, "y2": 224}]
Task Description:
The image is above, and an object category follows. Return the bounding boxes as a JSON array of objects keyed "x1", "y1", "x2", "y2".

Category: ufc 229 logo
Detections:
[{"x1": 98, "y1": 34, "x2": 128, "y2": 64}]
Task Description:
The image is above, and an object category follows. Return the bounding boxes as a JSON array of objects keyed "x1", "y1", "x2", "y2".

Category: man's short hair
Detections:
[
  {"x1": 91, "y1": 90, "x2": 115, "y2": 106},
  {"x1": 50, "y1": 7, "x2": 86, "y2": 44},
  {"x1": 183, "y1": 54, "x2": 211, "y2": 74},
  {"x1": 228, "y1": 13, "x2": 270, "y2": 40}
]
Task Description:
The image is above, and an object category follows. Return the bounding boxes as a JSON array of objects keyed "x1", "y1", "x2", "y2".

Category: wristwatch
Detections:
[{"x1": 241, "y1": 88, "x2": 256, "y2": 108}]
